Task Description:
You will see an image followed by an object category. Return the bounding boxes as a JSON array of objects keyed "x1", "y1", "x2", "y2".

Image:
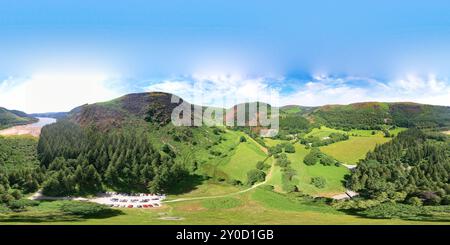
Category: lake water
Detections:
[
  {"x1": 31, "y1": 117, "x2": 57, "y2": 127},
  {"x1": 0, "y1": 117, "x2": 57, "y2": 137}
]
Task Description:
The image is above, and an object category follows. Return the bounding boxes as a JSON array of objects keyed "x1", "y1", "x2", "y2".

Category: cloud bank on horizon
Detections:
[
  {"x1": 1, "y1": 72, "x2": 450, "y2": 112},
  {"x1": 145, "y1": 73, "x2": 450, "y2": 108},
  {"x1": 1, "y1": 0, "x2": 450, "y2": 112}
]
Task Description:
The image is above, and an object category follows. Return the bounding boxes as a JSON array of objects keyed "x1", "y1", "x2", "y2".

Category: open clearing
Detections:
[
  {"x1": 2, "y1": 188, "x2": 448, "y2": 225},
  {"x1": 218, "y1": 139, "x2": 267, "y2": 182},
  {"x1": 305, "y1": 126, "x2": 345, "y2": 138},
  {"x1": 265, "y1": 143, "x2": 348, "y2": 196},
  {"x1": 320, "y1": 136, "x2": 390, "y2": 164},
  {"x1": 288, "y1": 144, "x2": 349, "y2": 196}
]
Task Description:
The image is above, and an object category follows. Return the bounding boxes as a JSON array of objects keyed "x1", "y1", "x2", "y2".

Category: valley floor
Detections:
[
  {"x1": 1, "y1": 126, "x2": 448, "y2": 225},
  {"x1": 1, "y1": 187, "x2": 449, "y2": 225}
]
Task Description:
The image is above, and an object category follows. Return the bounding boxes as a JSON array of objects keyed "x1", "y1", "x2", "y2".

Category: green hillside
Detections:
[
  {"x1": 0, "y1": 107, "x2": 36, "y2": 129},
  {"x1": 1, "y1": 92, "x2": 449, "y2": 225},
  {"x1": 311, "y1": 102, "x2": 450, "y2": 130}
]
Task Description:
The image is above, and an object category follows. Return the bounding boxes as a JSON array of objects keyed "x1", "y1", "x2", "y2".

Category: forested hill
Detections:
[
  {"x1": 0, "y1": 107, "x2": 37, "y2": 129},
  {"x1": 348, "y1": 128, "x2": 450, "y2": 205},
  {"x1": 63, "y1": 92, "x2": 450, "y2": 132},
  {"x1": 68, "y1": 92, "x2": 203, "y2": 130},
  {"x1": 310, "y1": 102, "x2": 450, "y2": 130}
]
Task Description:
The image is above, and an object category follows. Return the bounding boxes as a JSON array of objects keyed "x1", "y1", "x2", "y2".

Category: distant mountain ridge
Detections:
[
  {"x1": 60, "y1": 92, "x2": 450, "y2": 131},
  {"x1": 310, "y1": 101, "x2": 450, "y2": 129}
]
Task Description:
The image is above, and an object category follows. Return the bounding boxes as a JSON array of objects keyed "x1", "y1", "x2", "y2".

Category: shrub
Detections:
[
  {"x1": 10, "y1": 189, "x2": 22, "y2": 200},
  {"x1": 268, "y1": 145, "x2": 283, "y2": 155},
  {"x1": 276, "y1": 157, "x2": 291, "y2": 168},
  {"x1": 42, "y1": 177, "x2": 62, "y2": 196},
  {"x1": 360, "y1": 203, "x2": 428, "y2": 220},
  {"x1": 228, "y1": 179, "x2": 242, "y2": 186},
  {"x1": 407, "y1": 197, "x2": 423, "y2": 206},
  {"x1": 0, "y1": 193, "x2": 15, "y2": 204},
  {"x1": 7, "y1": 199, "x2": 39, "y2": 211},
  {"x1": 284, "y1": 143, "x2": 296, "y2": 153},
  {"x1": 282, "y1": 183, "x2": 298, "y2": 193},
  {"x1": 441, "y1": 195, "x2": 450, "y2": 205},
  {"x1": 304, "y1": 148, "x2": 321, "y2": 166},
  {"x1": 239, "y1": 136, "x2": 247, "y2": 142},
  {"x1": 256, "y1": 161, "x2": 264, "y2": 170},
  {"x1": 311, "y1": 177, "x2": 326, "y2": 189},
  {"x1": 247, "y1": 169, "x2": 266, "y2": 185},
  {"x1": 320, "y1": 154, "x2": 335, "y2": 166},
  {"x1": 60, "y1": 201, "x2": 115, "y2": 217}
]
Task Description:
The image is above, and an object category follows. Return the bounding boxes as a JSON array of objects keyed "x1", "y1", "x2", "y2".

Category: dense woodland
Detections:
[
  {"x1": 1, "y1": 93, "x2": 450, "y2": 215},
  {"x1": 348, "y1": 128, "x2": 450, "y2": 205},
  {"x1": 313, "y1": 103, "x2": 450, "y2": 130},
  {"x1": 0, "y1": 136, "x2": 44, "y2": 205},
  {"x1": 37, "y1": 121, "x2": 187, "y2": 196},
  {"x1": 312, "y1": 104, "x2": 389, "y2": 130}
]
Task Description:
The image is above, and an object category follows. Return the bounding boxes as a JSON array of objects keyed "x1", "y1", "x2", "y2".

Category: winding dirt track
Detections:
[{"x1": 163, "y1": 134, "x2": 274, "y2": 204}]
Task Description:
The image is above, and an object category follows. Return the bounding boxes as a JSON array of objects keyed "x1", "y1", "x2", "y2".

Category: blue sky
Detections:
[{"x1": 0, "y1": 0, "x2": 450, "y2": 112}]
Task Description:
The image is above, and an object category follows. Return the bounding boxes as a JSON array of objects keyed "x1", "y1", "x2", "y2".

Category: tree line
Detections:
[
  {"x1": 37, "y1": 120, "x2": 188, "y2": 196},
  {"x1": 347, "y1": 128, "x2": 450, "y2": 205}
]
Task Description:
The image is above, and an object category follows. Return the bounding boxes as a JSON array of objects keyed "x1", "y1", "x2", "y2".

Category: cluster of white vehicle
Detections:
[{"x1": 91, "y1": 192, "x2": 166, "y2": 208}]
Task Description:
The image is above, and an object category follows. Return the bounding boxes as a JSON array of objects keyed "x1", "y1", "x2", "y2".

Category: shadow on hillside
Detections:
[
  {"x1": 0, "y1": 203, "x2": 125, "y2": 223},
  {"x1": 166, "y1": 174, "x2": 205, "y2": 195},
  {"x1": 339, "y1": 208, "x2": 450, "y2": 223},
  {"x1": 0, "y1": 213, "x2": 82, "y2": 223}
]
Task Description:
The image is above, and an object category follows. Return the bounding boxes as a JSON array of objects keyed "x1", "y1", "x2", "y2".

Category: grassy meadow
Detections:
[
  {"x1": 2, "y1": 187, "x2": 449, "y2": 225},
  {"x1": 1, "y1": 124, "x2": 446, "y2": 225},
  {"x1": 319, "y1": 127, "x2": 407, "y2": 164}
]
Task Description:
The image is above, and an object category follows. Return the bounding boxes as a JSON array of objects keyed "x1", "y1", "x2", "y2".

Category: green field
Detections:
[
  {"x1": 1, "y1": 187, "x2": 448, "y2": 225},
  {"x1": 265, "y1": 143, "x2": 349, "y2": 196},
  {"x1": 287, "y1": 144, "x2": 348, "y2": 196},
  {"x1": 307, "y1": 126, "x2": 408, "y2": 165},
  {"x1": 264, "y1": 138, "x2": 285, "y2": 147},
  {"x1": 218, "y1": 140, "x2": 267, "y2": 182},
  {"x1": 320, "y1": 136, "x2": 390, "y2": 164},
  {"x1": 1, "y1": 123, "x2": 447, "y2": 225},
  {"x1": 305, "y1": 126, "x2": 345, "y2": 138}
]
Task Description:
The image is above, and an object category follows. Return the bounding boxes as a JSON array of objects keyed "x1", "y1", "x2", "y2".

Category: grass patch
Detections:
[
  {"x1": 305, "y1": 126, "x2": 345, "y2": 138},
  {"x1": 320, "y1": 136, "x2": 390, "y2": 164},
  {"x1": 218, "y1": 140, "x2": 267, "y2": 182},
  {"x1": 288, "y1": 144, "x2": 349, "y2": 196},
  {"x1": 202, "y1": 197, "x2": 243, "y2": 209}
]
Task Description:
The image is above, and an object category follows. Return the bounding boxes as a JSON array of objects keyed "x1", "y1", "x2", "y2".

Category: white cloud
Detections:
[
  {"x1": 0, "y1": 71, "x2": 122, "y2": 113},
  {"x1": 146, "y1": 73, "x2": 281, "y2": 108},
  {"x1": 146, "y1": 73, "x2": 450, "y2": 107},
  {"x1": 285, "y1": 74, "x2": 450, "y2": 106},
  {"x1": 3, "y1": 71, "x2": 448, "y2": 114}
]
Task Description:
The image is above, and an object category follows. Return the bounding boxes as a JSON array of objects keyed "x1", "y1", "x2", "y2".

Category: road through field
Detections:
[{"x1": 164, "y1": 135, "x2": 274, "y2": 204}]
